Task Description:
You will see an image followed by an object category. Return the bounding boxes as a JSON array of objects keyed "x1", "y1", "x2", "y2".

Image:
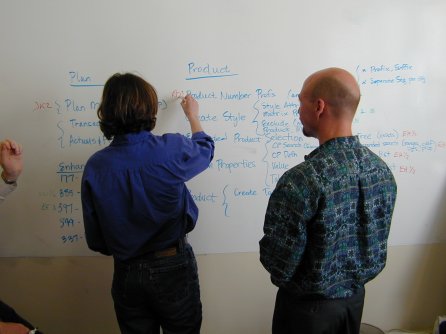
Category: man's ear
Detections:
[{"x1": 315, "y1": 98, "x2": 326, "y2": 119}]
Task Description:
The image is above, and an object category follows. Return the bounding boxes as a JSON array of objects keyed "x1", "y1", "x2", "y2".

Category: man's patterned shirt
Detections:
[{"x1": 260, "y1": 136, "x2": 397, "y2": 298}]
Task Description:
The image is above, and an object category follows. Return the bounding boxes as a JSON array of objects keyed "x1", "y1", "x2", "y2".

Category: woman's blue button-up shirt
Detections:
[{"x1": 81, "y1": 130, "x2": 214, "y2": 261}]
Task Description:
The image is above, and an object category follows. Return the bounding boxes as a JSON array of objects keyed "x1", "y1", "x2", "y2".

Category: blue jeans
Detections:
[{"x1": 112, "y1": 241, "x2": 202, "y2": 334}]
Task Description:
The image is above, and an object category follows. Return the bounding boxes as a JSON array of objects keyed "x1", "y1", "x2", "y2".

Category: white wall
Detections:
[{"x1": 1, "y1": 243, "x2": 445, "y2": 333}]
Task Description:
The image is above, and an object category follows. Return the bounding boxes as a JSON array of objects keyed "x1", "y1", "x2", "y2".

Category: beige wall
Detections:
[{"x1": 0, "y1": 243, "x2": 445, "y2": 334}]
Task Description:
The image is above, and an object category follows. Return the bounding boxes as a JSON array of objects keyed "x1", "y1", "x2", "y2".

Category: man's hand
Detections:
[
  {"x1": 0, "y1": 321, "x2": 30, "y2": 334},
  {"x1": 0, "y1": 139, "x2": 23, "y2": 182}
]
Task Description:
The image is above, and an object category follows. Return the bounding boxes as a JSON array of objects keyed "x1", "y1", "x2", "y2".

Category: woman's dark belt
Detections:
[{"x1": 137, "y1": 237, "x2": 187, "y2": 260}]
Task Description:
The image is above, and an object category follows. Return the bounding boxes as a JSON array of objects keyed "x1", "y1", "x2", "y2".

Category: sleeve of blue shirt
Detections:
[
  {"x1": 165, "y1": 131, "x2": 215, "y2": 181},
  {"x1": 259, "y1": 170, "x2": 318, "y2": 286}
]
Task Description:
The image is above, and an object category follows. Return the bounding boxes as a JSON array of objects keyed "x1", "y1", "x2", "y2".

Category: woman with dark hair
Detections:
[{"x1": 81, "y1": 73, "x2": 214, "y2": 334}]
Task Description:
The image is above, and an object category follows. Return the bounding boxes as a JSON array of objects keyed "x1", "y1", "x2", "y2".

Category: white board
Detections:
[{"x1": 1, "y1": 0, "x2": 445, "y2": 256}]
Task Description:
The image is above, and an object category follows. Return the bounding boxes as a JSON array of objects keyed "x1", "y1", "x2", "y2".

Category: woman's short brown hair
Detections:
[{"x1": 97, "y1": 73, "x2": 158, "y2": 140}]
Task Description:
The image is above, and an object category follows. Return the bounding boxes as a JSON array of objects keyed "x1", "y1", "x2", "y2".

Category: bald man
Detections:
[{"x1": 260, "y1": 68, "x2": 397, "y2": 334}]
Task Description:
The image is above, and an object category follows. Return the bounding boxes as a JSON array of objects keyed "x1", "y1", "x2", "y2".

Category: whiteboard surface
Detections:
[{"x1": 1, "y1": 0, "x2": 445, "y2": 257}]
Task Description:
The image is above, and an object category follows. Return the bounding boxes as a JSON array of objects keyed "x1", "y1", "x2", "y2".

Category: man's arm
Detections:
[
  {"x1": 259, "y1": 172, "x2": 316, "y2": 286},
  {"x1": 0, "y1": 139, "x2": 23, "y2": 204}
]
